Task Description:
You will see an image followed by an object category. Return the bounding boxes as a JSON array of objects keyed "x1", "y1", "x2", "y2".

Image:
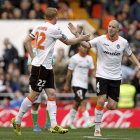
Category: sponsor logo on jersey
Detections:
[
  {"x1": 103, "y1": 43, "x2": 109, "y2": 46},
  {"x1": 103, "y1": 50, "x2": 120, "y2": 56}
]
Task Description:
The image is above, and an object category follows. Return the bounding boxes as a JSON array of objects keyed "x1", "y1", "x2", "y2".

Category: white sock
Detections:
[
  {"x1": 82, "y1": 110, "x2": 91, "y2": 125},
  {"x1": 104, "y1": 102, "x2": 109, "y2": 110},
  {"x1": 95, "y1": 106, "x2": 103, "y2": 132},
  {"x1": 31, "y1": 109, "x2": 38, "y2": 114},
  {"x1": 15, "y1": 97, "x2": 33, "y2": 124},
  {"x1": 47, "y1": 100, "x2": 57, "y2": 127},
  {"x1": 67, "y1": 109, "x2": 77, "y2": 125}
]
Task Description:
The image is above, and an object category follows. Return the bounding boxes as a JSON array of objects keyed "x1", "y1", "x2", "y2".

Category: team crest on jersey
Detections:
[
  {"x1": 38, "y1": 87, "x2": 42, "y2": 91},
  {"x1": 116, "y1": 44, "x2": 120, "y2": 49}
]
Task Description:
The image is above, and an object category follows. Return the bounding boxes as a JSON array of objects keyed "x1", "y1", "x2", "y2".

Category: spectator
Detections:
[
  {"x1": 130, "y1": 0, "x2": 140, "y2": 25},
  {"x1": 132, "y1": 70, "x2": 140, "y2": 94},
  {"x1": 5, "y1": 72, "x2": 19, "y2": 94},
  {"x1": 47, "y1": 0, "x2": 59, "y2": 8},
  {"x1": 1, "y1": 11, "x2": 8, "y2": 19},
  {"x1": 28, "y1": 9, "x2": 36, "y2": 19},
  {"x1": 0, "y1": 0, "x2": 14, "y2": 19},
  {"x1": 3, "y1": 39, "x2": 19, "y2": 71},
  {"x1": 20, "y1": 0, "x2": 30, "y2": 19},
  {"x1": 125, "y1": 24, "x2": 137, "y2": 42},
  {"x1": 58, "y1": 1, "x2": 75, "y2": 20},
  {"x1": 54, "y1": 56, "x2": 67, "y2": 92},
  {"x1": 6, "y1": 91, "x2": 26, "y2": 108},
  {"x1": 13, "y1": 8, "x2": 21, "y2": 19},
  {"x1": 33, "y1": 2, "x2": 44, "y2": 19},
  {"x1": 131, "y1": 30, "x2": 140, "y2": 51}
]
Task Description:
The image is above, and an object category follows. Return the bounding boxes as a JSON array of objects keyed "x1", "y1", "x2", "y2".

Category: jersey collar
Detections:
[
  {"x1": 78, "y1": 52, "x2": 87, "y2": 57},
  {"x1": 45, "y1": 20, "x2": 52, "y2": 24},
  {"x1": 106, "y1": 34, "x2": 119, "y2": 42}
]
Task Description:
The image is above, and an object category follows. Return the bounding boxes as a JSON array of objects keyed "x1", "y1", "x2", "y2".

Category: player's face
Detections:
[
  {"x1": 79, "y1": 45, "x2": 88, "y2": 54},
  {"x1": 108, "y1": 22, "x2": 119, "y2": 37}
]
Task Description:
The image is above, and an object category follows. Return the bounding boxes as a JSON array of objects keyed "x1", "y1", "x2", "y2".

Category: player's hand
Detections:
[
  {"x1": 64, "y1": 84, "x2": 69, "y2": 91},
  {"x1": 79, "y1": 31, "x2": 90, "y2": 41},
  {"x1": 68, "y1": 22, "x2": 78, "y2": 36}
]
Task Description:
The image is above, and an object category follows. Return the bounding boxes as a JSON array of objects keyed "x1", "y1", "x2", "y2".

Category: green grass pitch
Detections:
[{"x1": 0, "y1": 127, "x2": 140, "y2": 140}]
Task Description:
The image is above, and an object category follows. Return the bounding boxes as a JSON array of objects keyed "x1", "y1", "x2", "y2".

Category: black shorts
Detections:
[
  {"x1": 72, "y1": 86, "x2": 87, "y2": 102},
  {"x1": 96, "y1": 77, "x2": 121, "y2": 102},
  {"x1": 29, "y1": 65, "x2": 54, "y2": 92}
]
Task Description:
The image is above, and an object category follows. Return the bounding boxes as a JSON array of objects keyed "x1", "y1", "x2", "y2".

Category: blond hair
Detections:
[{"x1": 45, "y1": 7, "x2": 58, "y2": 20}]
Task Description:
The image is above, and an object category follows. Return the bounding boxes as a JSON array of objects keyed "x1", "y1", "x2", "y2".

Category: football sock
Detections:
[
  {"x1": 82, "y1": 109, "x2": 91, "y2": 125},
  {"x1": 104, "y1": 102, "x2": 109, "y2": 110},
  {"x1": 45, "y1": 110, "x2": 50, "y2": 125},
  {"x1": 47, "y1": 99, "x2": 57, "y2": 127},
  {"x1": 67, "y1": 109, "x2": 77, "y2": 125},
  {"x1": 15, "y1": 96, "x2": 34, "y2": 124},
  {"x1": 31, "y1": 109, "x2": 38, "y2": 126},
  {"x1": 95, "y1": 104, "x2": 103, "y2": 132}
]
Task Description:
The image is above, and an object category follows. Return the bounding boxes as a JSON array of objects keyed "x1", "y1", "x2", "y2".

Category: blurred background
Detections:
[{"x1": 0, "y1": 0, "x2": 140, "y2": 128}]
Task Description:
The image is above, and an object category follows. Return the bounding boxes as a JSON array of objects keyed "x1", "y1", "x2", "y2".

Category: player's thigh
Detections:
[
  {"x1": 30, "y1": 65, "x2": 48, "y2": 92},
  {"x1": 29, "y1": 87, "x2": 40, "y2": 101},
  {"x1": 45, "y1": 69, "x2": 55, "y2": 89},
  {"x1": 72, "y1": 86, "x2": 87, "y2": 102},
  {"x1": 96, "y1": 77, "x2": 109, "y2": 106},
  {"x1": 108, "y1": 79, "x2": 121, "y2": 103}
]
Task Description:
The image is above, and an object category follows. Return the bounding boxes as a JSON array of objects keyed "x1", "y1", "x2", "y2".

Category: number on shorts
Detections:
[
  {"x1": 38, "y1": 79, "x2": 46, "y2": 87},
  {"x1": 77, "y1": 90, "x2": 83, "y2": 100}
]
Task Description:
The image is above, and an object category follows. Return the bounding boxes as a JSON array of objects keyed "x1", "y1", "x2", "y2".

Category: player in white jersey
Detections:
[
  {"x1": 28, "y1": 47, "x2": 52, "y2": 132},
  {"x1": 64, "y1": 44, "x2": 95, "y2": 129},
  {"x1": 11, "y1": 7, "x2": 90, "y2": 136},
  {"x1": 68, "y1": 20, "x2": 140, "y2": 136}
]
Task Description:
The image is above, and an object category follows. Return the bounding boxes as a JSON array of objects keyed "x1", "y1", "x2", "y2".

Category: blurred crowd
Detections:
[{"x1": 1, "y1": 0, "x2": 140, "y2": 108}]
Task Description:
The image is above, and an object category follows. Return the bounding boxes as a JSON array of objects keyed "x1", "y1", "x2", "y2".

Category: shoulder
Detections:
[
  {"x1": 87, "y1": 55, "x2": 93, "y2": 60},
  {"x1": 118, "y1": 36, "x2": 128, "y2": 44},
  {"x1": 70, "y1": 54, "x2": 78, "y2": 60}
]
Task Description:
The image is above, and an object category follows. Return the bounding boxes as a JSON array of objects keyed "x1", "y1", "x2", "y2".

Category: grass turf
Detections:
[{"x1": 0, "y1": 127, "x2": 140, "y2": 140}]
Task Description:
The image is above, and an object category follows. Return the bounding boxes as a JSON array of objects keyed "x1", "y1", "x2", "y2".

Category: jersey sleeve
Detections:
[
  {"x1": 51, "y1": 26, "x2": 63, "y2": 39},
  {"x1": 88, "y1": 37, "x2": 98, "y2": 48},
  {"x1": 29, "y1": 26, "x2": 37, "y2": 40},
  {"x1": 89, "y1": 57, "x2": 94, "y2": 69},
  {"x1": 68, "y1": 57, "x2": 76, "y2": 70},
  {"x1": 124, "y1": 41, "x2": 132, "y2": 56}
]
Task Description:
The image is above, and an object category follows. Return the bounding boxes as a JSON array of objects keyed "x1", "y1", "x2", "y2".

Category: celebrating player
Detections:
[
  {"x1": 11, "y1": 7, "x2": 90, "y2": 136},
  {"x1": 64, "y1": 44, "x2": 95, "y2": 129},
  {"x1": 28, "y1": 47, "x2": 53, "y2": 132},
  {"x1": 68, "y1": 20, "x2": 140, "y2": 136}
]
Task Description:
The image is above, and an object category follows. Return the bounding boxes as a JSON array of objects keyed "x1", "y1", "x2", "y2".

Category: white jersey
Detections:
[
  {"x1": 29, "y1": 21, "x2": 67, "y2": 69},
  {"x1": 88, "y1": 34, "x2": 132, "y2": 80},
  {"x1": 68, "y1": 52, "x2": 94, "y2": 89}
]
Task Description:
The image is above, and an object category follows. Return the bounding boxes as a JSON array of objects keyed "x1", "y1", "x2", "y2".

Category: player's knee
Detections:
[
  {"x1": 48, "y1": 92, "x2": 56, "y2": 98},
  {"x1": 108, "y1": 104, "x2": 117, "y2": 110}
]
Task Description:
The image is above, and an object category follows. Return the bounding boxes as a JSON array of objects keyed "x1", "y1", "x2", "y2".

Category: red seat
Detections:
[
  {"x1": 92, "y1": 4, "x2": 102, "y2": 18},
  {"x1": 102, "y1": 15, "x2": 115, "y2": 29}
]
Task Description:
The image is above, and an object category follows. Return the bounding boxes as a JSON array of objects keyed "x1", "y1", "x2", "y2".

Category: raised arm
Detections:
[{"x1": 68, "y1": 22, "x2": 91, "y2": 49}]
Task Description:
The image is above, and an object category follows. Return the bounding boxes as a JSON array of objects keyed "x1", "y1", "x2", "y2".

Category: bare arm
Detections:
[
  {"x1": 24, "y1": 36, "x2": 35, "y2": 59},
  {"x1": 91, "y1": 69, "x2": 96, "y2": 78},
  {"x1": 128, "y1": 53, "x2": 140, "y2": 69},
  {"x1": 68, "y1": 22, "x2": 91, "y2": 49},
  {"x1": 28, "y1": 65, "x2": 32, "y2": 74},
  {"x1": 64, "y1": 69, "x2": 73, "y2": 91}
]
